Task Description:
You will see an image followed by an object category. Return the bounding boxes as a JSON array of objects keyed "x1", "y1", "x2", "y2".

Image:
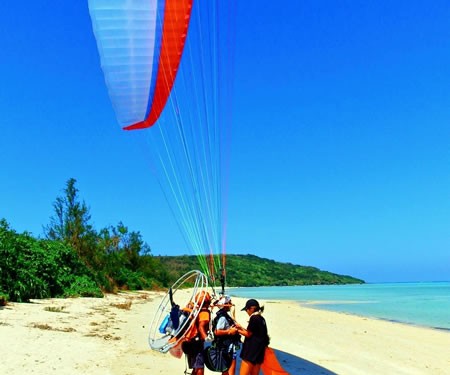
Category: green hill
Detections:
[{"x1": 157, "y1": 254, "x2": 364, "y2": 287}]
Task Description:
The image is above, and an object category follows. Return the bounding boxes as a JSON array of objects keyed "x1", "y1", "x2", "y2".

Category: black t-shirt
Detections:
[{"x1": 240, "y1": 314, "x2": 269, "y2": 364}]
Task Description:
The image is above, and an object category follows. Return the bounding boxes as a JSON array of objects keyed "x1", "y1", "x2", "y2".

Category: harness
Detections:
[{"x1": 212, "y1": 309, "x2": 241, "y2": 348}]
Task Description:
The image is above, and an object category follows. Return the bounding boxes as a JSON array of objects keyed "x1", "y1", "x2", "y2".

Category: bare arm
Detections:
[
  {"x1": 198, "y1": 320, "x2": 209, "y2": 340},
  {"x1": 233, "y1": 320, "x2": 251, "y2": 338},
  {"x1": 215, "y1": 326, "x2": 238, "y2": 336},
  {"x1": 237, "y1": 326, "x2": 252, "y2": 338}
]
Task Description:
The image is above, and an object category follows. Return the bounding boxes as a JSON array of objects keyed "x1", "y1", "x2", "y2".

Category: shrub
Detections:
[
  {"x1": 0, "y1": 219, "x2": 102, "y2": 302},
  {"x1": 63, "y1": 275, "x2": 103, "y2": 298},
  {"x1": 0, "y1": 292, "x2": 7, "y2": 306}
]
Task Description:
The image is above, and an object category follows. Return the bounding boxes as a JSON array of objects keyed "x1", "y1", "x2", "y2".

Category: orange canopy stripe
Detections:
[{"x1": 261, "y1": 347, "x2": 291, "y2": 375}]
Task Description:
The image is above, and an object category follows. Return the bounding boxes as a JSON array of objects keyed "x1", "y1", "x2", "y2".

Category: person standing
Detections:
[
  {"x1": 213, "y1": 295, "x2": 241, "y2": 375},
  {"x1": 236, "y1": 299, "x2": 270, "y2": 375}
]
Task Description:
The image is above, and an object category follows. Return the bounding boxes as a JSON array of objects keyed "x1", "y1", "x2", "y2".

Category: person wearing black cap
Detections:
[{"x1": 235, "y1": 299, "x2": 270, "y2": 375}]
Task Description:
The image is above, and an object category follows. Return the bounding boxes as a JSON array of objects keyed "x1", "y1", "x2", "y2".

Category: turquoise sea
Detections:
[{"x1": 229, "y1": 282, "x2": 450, "y2": 330}]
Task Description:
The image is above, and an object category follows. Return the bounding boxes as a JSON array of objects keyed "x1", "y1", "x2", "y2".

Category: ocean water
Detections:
[{"x1": 229, "y1": 282, "x2": 450, "y2": 330}]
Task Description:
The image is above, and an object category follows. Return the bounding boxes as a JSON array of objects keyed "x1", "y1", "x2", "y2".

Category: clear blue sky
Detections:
[{"x1": 1, "y1": 1, "x2": 449, "y2": 282}]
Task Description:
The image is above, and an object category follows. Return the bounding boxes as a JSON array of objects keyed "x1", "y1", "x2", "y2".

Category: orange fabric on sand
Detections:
[
  {"x1": 169, "y1": 340, "x2": 184, "y2": 359},
  {"x1": 260, "y1": 347, "x2": 290, "y2": 375}
]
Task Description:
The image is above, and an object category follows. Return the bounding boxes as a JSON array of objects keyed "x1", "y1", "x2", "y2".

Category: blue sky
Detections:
[{"x1": 1, "y1": 1, "x2": 449, "y2": 282}]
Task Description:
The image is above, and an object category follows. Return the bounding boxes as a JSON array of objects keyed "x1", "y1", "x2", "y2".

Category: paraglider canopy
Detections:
[{"x1": 88, "y1": 0, "x2": 193, "y2": 130}]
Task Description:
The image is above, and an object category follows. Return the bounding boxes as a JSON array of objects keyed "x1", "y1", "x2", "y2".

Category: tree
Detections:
[
  {"x1": 96, "y1": 222, "x2": 155, "y2": 289},
  {"x1": 44, "y1": 178, "x2": 97, "y2": 263},
  {"x1": 42, "y1": 178, "x2": 166, "y2": 291}
]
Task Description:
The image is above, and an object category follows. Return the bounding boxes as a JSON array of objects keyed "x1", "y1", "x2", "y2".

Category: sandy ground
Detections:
[{"x1": 1, "y1": 291, "x2": 449, "y2": 375}]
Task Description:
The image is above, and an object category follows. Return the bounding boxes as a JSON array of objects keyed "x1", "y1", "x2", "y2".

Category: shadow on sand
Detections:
[
  {"x1": 235, "y1": 348, "x2": 337, "y2": 375},
  {"x1": 272, "y1": 348, "x2": 338, "y2": 375}
]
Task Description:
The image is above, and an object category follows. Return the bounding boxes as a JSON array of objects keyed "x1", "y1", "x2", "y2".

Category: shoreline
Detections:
[
  {"x1": 229, "y1": 282, "x2": 450, "y2": 332},
  {"x1": 297, "y1": 302, "x2": 450, "y2": 332},
  {"x1": 2, "y1": 292, "x2": 449, "y2": 374}
]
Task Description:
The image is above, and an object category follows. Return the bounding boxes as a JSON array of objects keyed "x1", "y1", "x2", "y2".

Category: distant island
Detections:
[{"x1": 157, "y1": 254, "x2": 365, "y2": 287}]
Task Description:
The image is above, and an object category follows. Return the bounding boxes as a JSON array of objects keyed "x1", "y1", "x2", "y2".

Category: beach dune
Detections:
[{"x1": 1, "y1": 292, "x2": 449, "y2": 374}]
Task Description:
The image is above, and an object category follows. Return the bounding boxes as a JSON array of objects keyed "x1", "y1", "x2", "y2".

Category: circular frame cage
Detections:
[{"x1": 148, "y1": 270, "x2": 210, "y2": 353}]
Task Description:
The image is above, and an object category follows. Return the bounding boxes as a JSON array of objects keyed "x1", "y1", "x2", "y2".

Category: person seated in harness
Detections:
[{"x1": 213, "y1": 295, "x2": 241, "y2": 375}]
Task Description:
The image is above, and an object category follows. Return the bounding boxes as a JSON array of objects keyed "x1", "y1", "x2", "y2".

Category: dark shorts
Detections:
[
  {"x1": 240, "y1": 343, "x2": 266, "y2": 365},
  {"x1": 187, "y1": 351, "x2": 205, "y2": 369}
]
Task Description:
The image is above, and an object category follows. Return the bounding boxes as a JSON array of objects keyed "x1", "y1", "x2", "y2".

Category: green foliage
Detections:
[
  {"x1": 62, "y1": 275, "x2": 103, "y2": 298},
  {"x1": 0, "y1": 219, "x2": 102, "y2": 302},
  {"x1": 40, "y1": 179, "x2": 167, "y2": 295},
  {"x1": 1, "y1": 174, "x2": 167, "y2": 301},
  {"x1": 157, "y1": 254, "x2": 365, "y2": 287},
  {"x1": 94, "y1": 223, "x2": 165, "y2": 291}
]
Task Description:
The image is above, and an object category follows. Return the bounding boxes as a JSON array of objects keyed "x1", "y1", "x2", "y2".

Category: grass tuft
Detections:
[
  {"x1": 111, "y1": 300, "x2": 132, "y2": 310},
  {"x1": 31, "y1": 323, "x2": 76, "y2": 332},
  {"x1": 44, "y1": 306, "x2": 67, "y2": 313}
]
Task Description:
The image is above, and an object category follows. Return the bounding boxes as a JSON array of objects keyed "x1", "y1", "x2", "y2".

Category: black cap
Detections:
[{"x1": 241, "y1": 299, "x2": 260, "y2": 311}]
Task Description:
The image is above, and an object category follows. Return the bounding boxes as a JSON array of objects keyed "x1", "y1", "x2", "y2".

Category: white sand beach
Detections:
[{"x1": 1, "y1": 292, "x2": 449, "y2": 375}]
